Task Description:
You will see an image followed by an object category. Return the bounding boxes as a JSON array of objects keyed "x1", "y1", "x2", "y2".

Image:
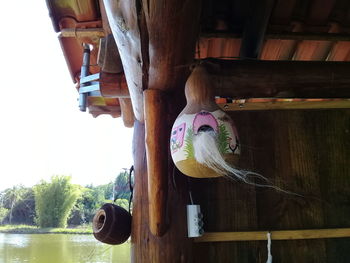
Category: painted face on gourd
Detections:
[{"x1": 170, "y1": 66, "x2": 240, "y2": 178}]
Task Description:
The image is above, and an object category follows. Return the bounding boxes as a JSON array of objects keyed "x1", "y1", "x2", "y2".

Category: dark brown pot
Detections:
[{"x1": 92, "y1": 203, "x2": 132, "y2": 245}]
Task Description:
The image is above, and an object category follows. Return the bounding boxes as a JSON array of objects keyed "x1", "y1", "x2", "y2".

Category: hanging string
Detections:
[{"x1": 266, "y1": 232, "x2": 272, "y2": 263}]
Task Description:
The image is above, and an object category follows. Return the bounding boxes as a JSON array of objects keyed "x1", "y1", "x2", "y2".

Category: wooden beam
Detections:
[
  {"x1": 60, "y1": 28, "x2": 105, "y2": 38},
  {"x1": 195, "y1": 228, "x2": 350, "y2": 242},
  {"x1": 203, "y1": 59, "x2": 350, "y2": 98},
  {"x1": 119, "y1": 98, "x2": 134, "y2": 128},
  {"x1": 103, "y1": 0, "x2": 144, "y2": 122},
  {"x1": 217, "y1": 98, "x2": 350, "y2": 111},
  {"x1": 239, "y1": 0, "x2": 275, "y2": 58},
  {"x1": 99, "y1": 72, "x2": 130, "y2": 98},
  {"x1": 201, "y1": 32, "x2": 350, "y2": 42}
]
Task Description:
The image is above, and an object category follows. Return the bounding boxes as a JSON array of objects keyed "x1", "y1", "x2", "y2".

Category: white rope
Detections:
[{"x1": 266, "y1": 232, "x2": 272, "y2": 263}]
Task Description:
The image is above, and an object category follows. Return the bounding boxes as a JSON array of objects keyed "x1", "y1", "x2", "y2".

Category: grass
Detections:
[{"x1": 0, "y1": 224, "x2": 93, "y2": 234}]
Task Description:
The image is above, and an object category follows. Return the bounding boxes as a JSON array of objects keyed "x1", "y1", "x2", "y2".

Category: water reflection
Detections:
[{"x1": 0, "y1": 233, "x2": 130, "y2": 263}]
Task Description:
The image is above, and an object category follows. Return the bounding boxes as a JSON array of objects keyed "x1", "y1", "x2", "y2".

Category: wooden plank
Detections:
[
  {"x1": 217, "y1": 98, "x2": 350, "y2": 111},
  {"x1": 195, "y1": 228, "x2": 350, "y2": 242},
  {"x1": 202, "y1": 59, "x2": 350, "y2": 98},
  {"x1": 143, "y1": 89, "x2": 168, "y2": 236}
]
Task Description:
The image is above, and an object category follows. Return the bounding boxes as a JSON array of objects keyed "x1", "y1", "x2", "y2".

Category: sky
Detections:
[{"x1": 0, "y1": 1, "x2": 133, "y2": 190}]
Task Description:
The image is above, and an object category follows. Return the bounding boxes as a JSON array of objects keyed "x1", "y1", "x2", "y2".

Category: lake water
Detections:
[{"x1": 0, "y1": 233, "x2": 130, "y2": 263}]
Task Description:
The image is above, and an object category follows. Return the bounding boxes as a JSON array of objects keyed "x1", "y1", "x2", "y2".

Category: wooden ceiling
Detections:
[
  {"x1": 198, "y1": 0, "x2": 350, "y2": 61},
  {"x1": 46, "y1": 0, "x2": 350, "y2": 120}
]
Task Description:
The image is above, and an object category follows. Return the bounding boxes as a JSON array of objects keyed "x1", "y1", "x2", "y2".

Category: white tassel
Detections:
[
  {"x1": 192, "y1": 131, "x2": 298, "y2": 195},
  {"x1": 193, "y1": 131, "x2": 264, "y2": 183},
  {"x1": 266, "y1": 232, "x2": 272, "y2": 263}
]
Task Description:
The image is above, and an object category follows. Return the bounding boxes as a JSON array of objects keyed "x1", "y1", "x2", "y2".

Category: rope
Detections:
[{"x1": 266, "y1": 232, "x2": 272, "y2": 263}]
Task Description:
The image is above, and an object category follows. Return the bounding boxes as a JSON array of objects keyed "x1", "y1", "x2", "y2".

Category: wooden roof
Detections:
[{"x1": 198, "y1": 0, "x2": 350, "y2": 61}]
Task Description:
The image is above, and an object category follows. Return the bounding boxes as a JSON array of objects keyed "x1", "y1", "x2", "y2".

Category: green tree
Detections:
[
  {"x1": 1, "y1": 186, "x2": 29, "y2": 224},
  {"x1": 114, "y1": 171, "x2": 131, "y2": 200},
  {"x1": 0, "y1": 207, "x2": 9, "y2": 224},
  {"x1": 115, "y1": 198, "x2": 129, "y2": 210},
  {"x1": 68, "y1": 186, "x2": 106, "y2": 225},
  {"x1": 34, "y1": 176, "x2": 81, "y2": 228}
]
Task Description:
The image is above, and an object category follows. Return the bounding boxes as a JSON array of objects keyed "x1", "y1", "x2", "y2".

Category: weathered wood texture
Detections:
[
  {"x1": 99, "y1": 72, "x2": 130, "y2": 98},
  {"x1": 142, "y1": 0, "x2": 202, "y2": 91},
  {"x1": 144, "y1": 89, "x2": 168, "y2": 236},
  {"x1": 192, "y1": 109, "x2": 350, "y2": 263},
  {"x1": 103, "y1": 0, "x2": 144, "y2": 121},
  {"x1": 131, "y1": 121, "x2": 193, "y2": 262},
  {"x1": 203, "y1": 59, "x2": 350, "y2": 98},
  {"x1": 218, "y1": 99, "x2": 350, "y2": 111},
  {"x1": 119, "y1": 98, "x2": 134, "y2": 128},
  {"x1": 103, "y1": 0, "x2": 201, "y2": 122}
]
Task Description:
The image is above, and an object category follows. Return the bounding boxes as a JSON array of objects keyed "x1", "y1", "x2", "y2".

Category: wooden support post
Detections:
[
  {"x1": 144, "y1": 89, "x2": 168, "y2": 236},
  {"x1": 195, "y1": 228, "x2": 350, "y2": 242}
]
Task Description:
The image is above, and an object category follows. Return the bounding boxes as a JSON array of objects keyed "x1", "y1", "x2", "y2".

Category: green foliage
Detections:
[
  {"x1": 34, "y1": 176, "x2": 82, "y2": 228},
  {"x1": 184, "y1": 126, "x2": 194, "y2": 159},
  {"x1": 0, "y1": 224, "x2": 92, "y2": 234},
  {"x1": 0, "y1": 207, "x2": 9, "y2": 224},
  {"x1": 115, "y1": 199, "x2": 129, "y2": 211},
  {"x1": 68, "y1": 186, "x2": 107, "y2": 225},
  {"x1": 0, "y1": 185, "x2": 35, "y2": 225},
  {"x1": 1, "y1": 172, "x2": 132, "y2": 227},
  {"x1": 114, "y1": 171, "x2": 131, "y2": 200},
  {"x1": 217, "y1": 124, "x2": 230, "y2": 154}
]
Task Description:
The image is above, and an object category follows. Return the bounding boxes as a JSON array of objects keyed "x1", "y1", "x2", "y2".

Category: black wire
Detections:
[{"x1": 128, "y1": 165, "x2": 134, "y2": 213}]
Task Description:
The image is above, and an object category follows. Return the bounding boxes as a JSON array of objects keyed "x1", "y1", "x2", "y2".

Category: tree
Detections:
[
  {"x1": 68, "y1": 186, "x2": 106, "y2": 225},
  {"x1": 114, "y1": 171, "x2": 130, "y2": 200},
  {"x1": 34, "y1": 175, "x2": 81, "y2": 228},
  {"x1": 115, "y1": 198, "x2": 129, "y2": 211},
  {"x1": 0, "y1": 185, "x2": 32, "y2": 224}
]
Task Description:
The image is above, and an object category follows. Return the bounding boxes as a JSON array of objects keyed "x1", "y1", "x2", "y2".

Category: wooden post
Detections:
[{"x1": 144, "y1": 89, "x2": 168, "y2": 236}]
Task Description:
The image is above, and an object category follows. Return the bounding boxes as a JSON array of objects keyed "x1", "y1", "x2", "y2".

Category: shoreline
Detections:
[{"x1": 0, "y1": 224, "x2": 93, "y2": 235}]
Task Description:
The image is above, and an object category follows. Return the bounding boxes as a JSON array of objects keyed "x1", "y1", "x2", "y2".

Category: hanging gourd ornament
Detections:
[{"x1": 170, "y1": 66, "x2": 241, "y2": 179}]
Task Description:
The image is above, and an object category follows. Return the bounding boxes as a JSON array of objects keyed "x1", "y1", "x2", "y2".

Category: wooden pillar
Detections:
[{"x1": 144, "y1": 89, "x2": 168, "y2": 236}]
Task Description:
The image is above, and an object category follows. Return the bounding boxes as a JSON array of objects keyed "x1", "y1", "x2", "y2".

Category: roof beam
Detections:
[
  {"x1": 202, "y1": 32, "x2": 350, "y2": 42},
  {"x1": 239, "y1": 0, "x2": 276, "y2": 59},
  {"x1": 203, "y1": 58, "x2": 350, "y2": 98}
]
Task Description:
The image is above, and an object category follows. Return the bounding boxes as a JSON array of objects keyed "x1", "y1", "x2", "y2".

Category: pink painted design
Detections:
[
  {"x1": 170, "y1": 123, "x2": 186, "y2": 153},
  {"x1": 193, "y1": 111, "x2": 218, "y2": 134}
]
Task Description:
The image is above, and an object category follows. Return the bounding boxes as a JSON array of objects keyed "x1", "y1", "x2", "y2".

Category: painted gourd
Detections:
[{"x1": 170, "y1": 66, "x2": 240, "y2": 178}]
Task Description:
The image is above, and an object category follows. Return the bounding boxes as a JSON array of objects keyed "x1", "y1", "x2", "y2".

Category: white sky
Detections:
[{"x1": 0, "y1": 1, "x2": 133, "y2": 191}]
